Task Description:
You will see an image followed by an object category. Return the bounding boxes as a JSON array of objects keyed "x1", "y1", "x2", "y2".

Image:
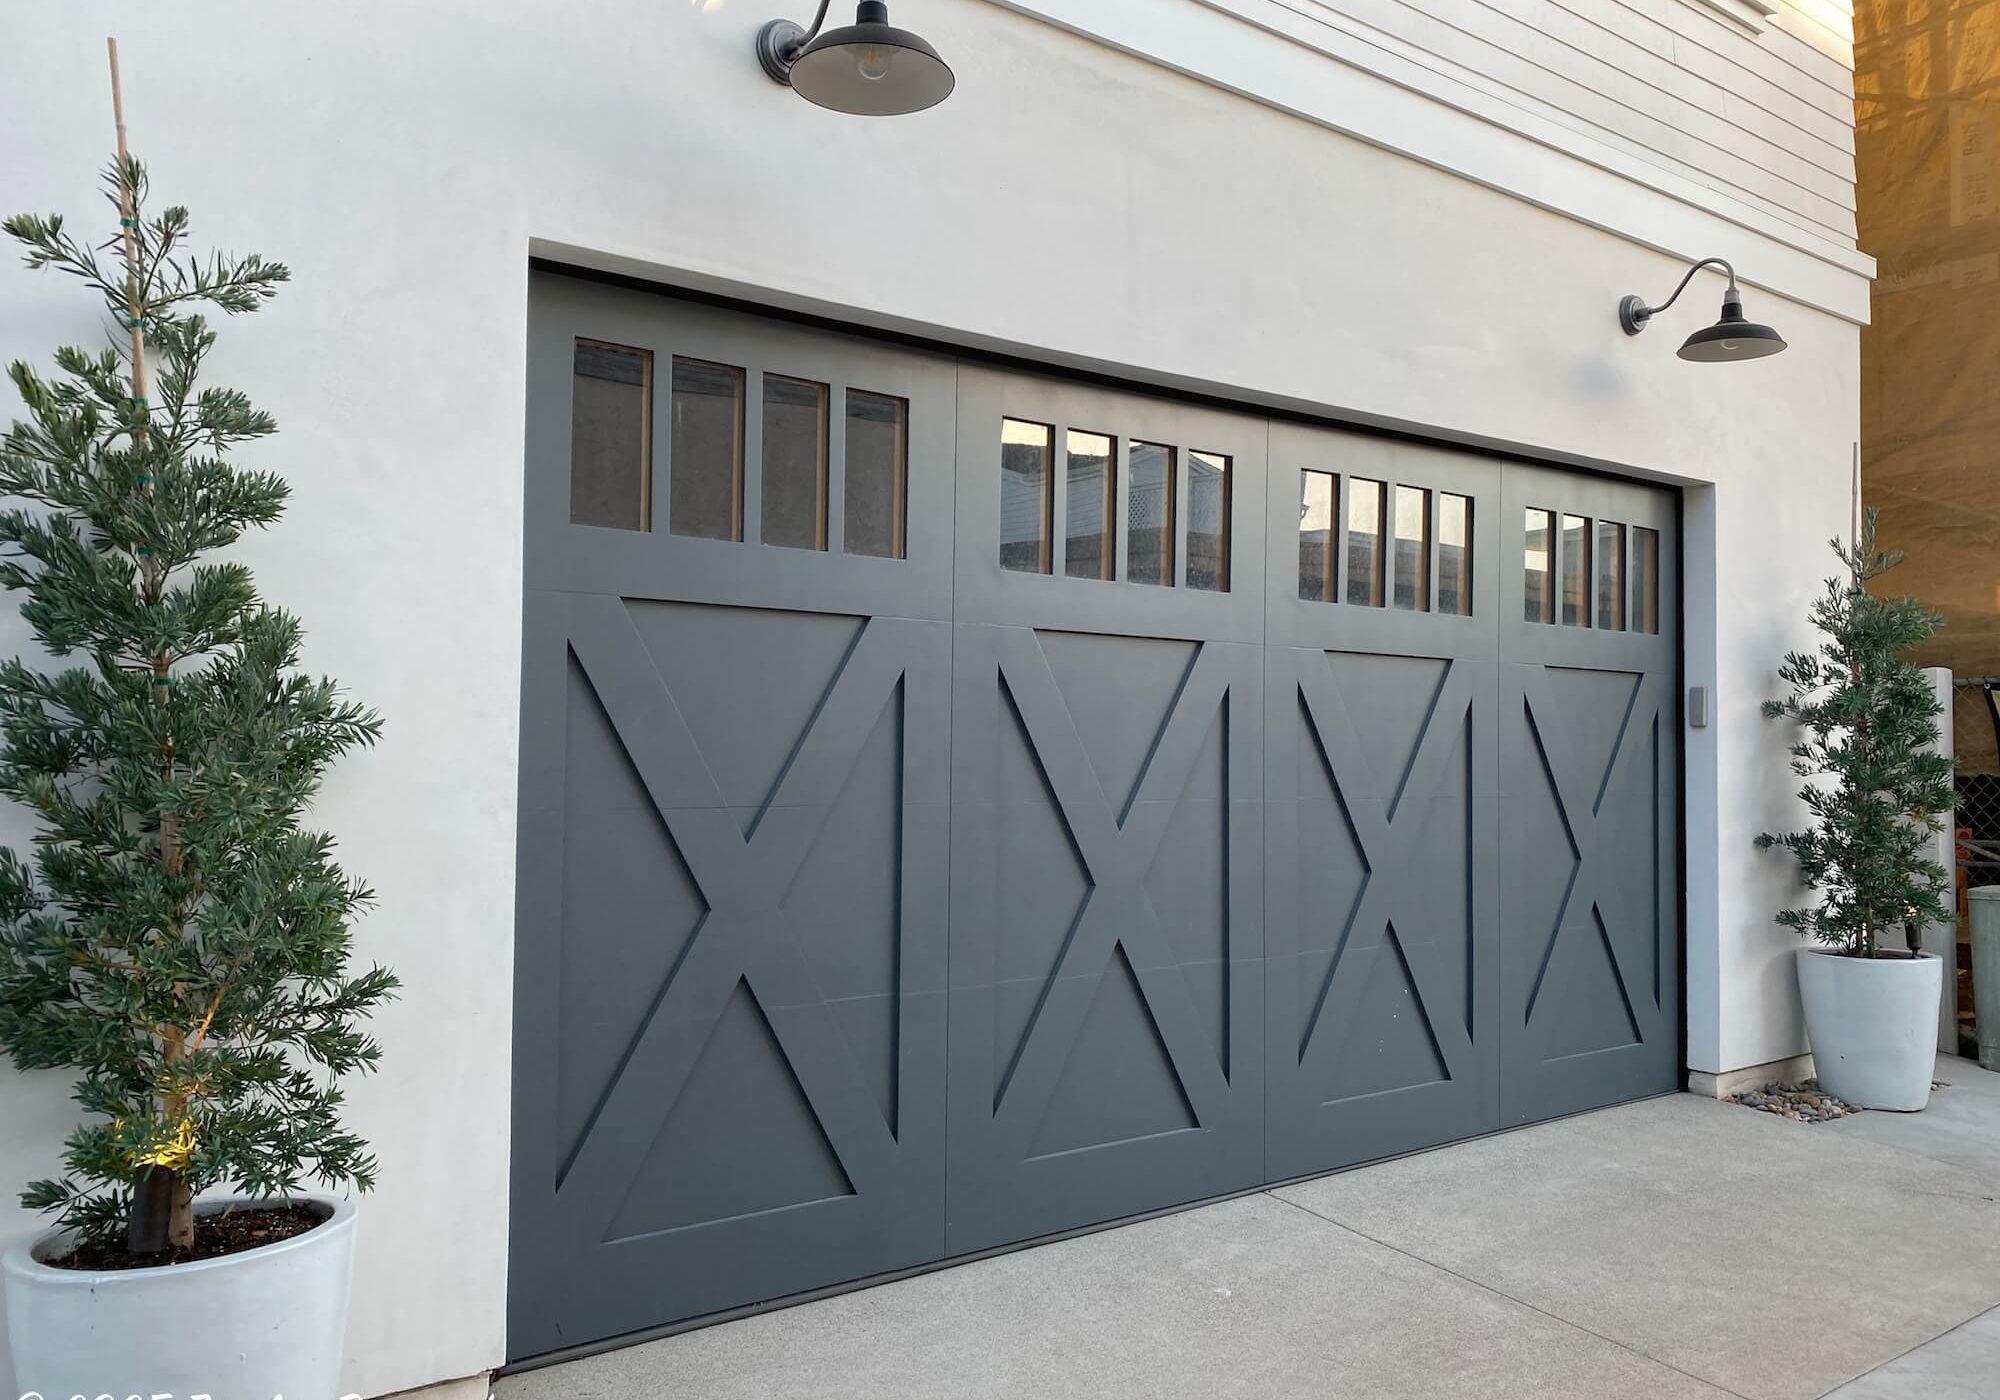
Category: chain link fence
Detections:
[{"x1": 1952, "y1": 678, "x2": 2000, "y2": 1056}]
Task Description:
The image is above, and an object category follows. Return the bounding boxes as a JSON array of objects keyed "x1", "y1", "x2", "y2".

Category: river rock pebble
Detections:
[{"x1": 1728, "y1": 1079, "x2": 1858, "y2": 1122}]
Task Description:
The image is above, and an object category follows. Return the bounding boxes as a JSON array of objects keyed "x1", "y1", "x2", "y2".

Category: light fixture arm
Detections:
[
  {"x1": 1620, "y1": 257, "x2": 1738, "y2": 335},
  {"x1": 758, "y1": 0, "x2": 835, "y2": 83}
]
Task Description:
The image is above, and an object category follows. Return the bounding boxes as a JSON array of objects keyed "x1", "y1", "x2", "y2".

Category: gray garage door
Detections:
[{"x1": 510, "y1": 273, "x2": 1680, "y2": 1361}]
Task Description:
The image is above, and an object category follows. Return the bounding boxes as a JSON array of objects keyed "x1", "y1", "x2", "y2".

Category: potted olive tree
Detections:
[
  {"x1": 1758, "y1": 510, "x2": 1953, "y2": 1111},
  {"x1": 0, "y1": 151, "x2": 393, "y2": 1395}
]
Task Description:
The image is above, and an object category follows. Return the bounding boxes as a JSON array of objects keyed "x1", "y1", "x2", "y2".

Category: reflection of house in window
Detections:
[
  {"x1": 1188, "y1": 451, "x2": 1229, "y2": 592},
  {"x1": 1438, "y1": 493, "x2": 1472, "y2": 616},
  {"x1": 1393, "y1": 484, "x2": 1429, "y2": 611},
  {"x1": 1065, "y1": 430, "x2": 1114, "y2": 580},
  {"x1": 1127, "y1": 442, "x2": 1176, "y2": 586},
  {"x1": 1000, "y1": 418, "x2": 1053, "y2": 573},
  {"x1": 1634, "y1": 526, "x2": 1659, "y2": 635},
  {"x1": 1347, "y1": 477, "x2": 1385, "y2": 606},
  {"x1": 1597, "y1": 520, "x2": 1626, "y2": 631},
  {"x1": 1561, "y1": 514, "x2": 1589, "y2": 627},
  {"x1": 1524, "y1": 507, "x2": 1554, "y2": 623},
  {"x1": 1299, "y1": 470, "x2": 1337, "y2": 602}
]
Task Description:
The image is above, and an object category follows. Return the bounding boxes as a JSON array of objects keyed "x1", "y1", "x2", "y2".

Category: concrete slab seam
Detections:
[
  {"x1": 1809, "y1": 1301, "x2": 2000, "y2": 1399},
  {"x1": 1261, "y1": 1191, "x2": 1758, "y2": 1400}
]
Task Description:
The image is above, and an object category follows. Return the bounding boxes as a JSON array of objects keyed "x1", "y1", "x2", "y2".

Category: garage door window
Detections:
[
  {"x1": 1188, "y1": 450, "x2": 1230, "y2": 592},
  {"x1": 1560, "y1": 514, "x2": 1590, "y2": 627},
  {"x1": 1438, "y1": 492, "x2": 1472, "y2": 616},
  {"x1": 669, "y1": 357, "x2": 744, "y2": 541},
  {"x1": 1299, "y1": 470, "x2": 1337, "y2": 603},
  {"x1": 1393, "y1": 484, "x2": 1429, "y2": 611},
  {"x1": 1128, "y1": 442, "x2": 1176, "y2": 586},
  {"x1": 1596, "y1": 520, "x2": 1625, "y2": 630},
  {"x1": 1524, "y1": 508, "x2": 1554, "y2": 623},
  {"x1": 1066, "y1": 430, "x2": 1115, "y2": 580},
  {"x1": 1634, "y1": 526, "x2": 1660, "y2": 633},
  {"x1": 1346, "y1": 477, "x2": 1385, "y2": 606},
  {"x1": 763, "y1": 375, "x2": 828, "y2": 551},
  {"x1": 1000, "y1": 418, "x2": 1054, "y2": 573},
  {"x1": 570, "y1": 340, "x2": 652, "y2": 531},
  {"x1": 846, "y1": 390, "x2": 908, "y2": 559}
]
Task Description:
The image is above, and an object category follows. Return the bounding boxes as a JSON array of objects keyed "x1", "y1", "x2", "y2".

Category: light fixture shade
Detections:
[
  {"x1": 1676, "y1": 288, "x2": 1786, "y2": 362},
  {"x1": 1676, "y1": 314, "x2": 1787, "y2": 362},
  {"x1": 790, "y1": 2, "x2": 954, "y2": 115}
]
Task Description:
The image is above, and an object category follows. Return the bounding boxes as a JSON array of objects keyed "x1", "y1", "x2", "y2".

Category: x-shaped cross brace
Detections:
[
  {"x1": 1517, "y1": 666, "x2": 1661, "y2": 1052},
  {"x1": 552, "y1": 595, "x2": 933, "y2": 1242},
  {"x1": 984, "y1": 628, "x2": 1243, "y2": 1158},
  {"x1": 1294, "y1": 656, "x2": 1482, "y2": 1086}
]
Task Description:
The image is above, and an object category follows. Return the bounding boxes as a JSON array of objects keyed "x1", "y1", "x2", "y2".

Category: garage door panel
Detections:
[
  {"x1": 1498, "y1": 463, "x2": 1680, "y2": 1125},
  {"x1": 513, "y1": 278, "x2": 959, "y2": 1356},
  {"x1": 510, "y1": 588, "x2": 952, "y2": 1354},
  {"x1": 1260, "y1": 416, "x2": 1507, "y2": 1186},
  {"x1": 945, "y1": 624, "x2": 1265, "y2": 1256},
  {"x1": 942, "y1": 353, "x2": 1271, "y2": 1253},
  {"x1": 1264, "y1": 637, "x2": 1502, "y2": 1181},
  {"x1": 1501, "y1": 667, "x2": 1674, "y2": 1075}
]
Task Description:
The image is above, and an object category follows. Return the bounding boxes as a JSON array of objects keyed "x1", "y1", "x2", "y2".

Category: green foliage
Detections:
[
  {"x1": 0, "y1": 156, "x2": 394, "y2": 1243},
  {"x1": 1757, "y1": 509, "x2": 1955, "y2": 958}
]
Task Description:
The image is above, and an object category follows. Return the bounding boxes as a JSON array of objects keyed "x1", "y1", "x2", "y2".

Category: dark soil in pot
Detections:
[{"x1": 45, "y1": 1203, "x2": 324, "y2": 1271}]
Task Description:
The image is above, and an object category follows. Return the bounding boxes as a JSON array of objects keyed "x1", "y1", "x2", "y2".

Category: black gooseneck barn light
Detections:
[
  {"x1": 757, "y1": 1, "x2": 955, "y2": 115},
  {"x1": 1619, "y1": 257, "x2": 1786, "y2": 362}
]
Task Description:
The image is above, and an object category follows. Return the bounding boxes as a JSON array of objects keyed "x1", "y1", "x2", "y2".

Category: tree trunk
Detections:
[
  {"x1": 169, "y1": 1172, "x2": 194, "y2": 1247},
  {"x1": 126, "y1": 1164, "x2": 175, "y2": 1254}
]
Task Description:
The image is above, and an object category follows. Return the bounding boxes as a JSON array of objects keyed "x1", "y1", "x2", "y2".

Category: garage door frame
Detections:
[{"x1": 507, "y1": 267, "x2": 1687, "y2": 1368}]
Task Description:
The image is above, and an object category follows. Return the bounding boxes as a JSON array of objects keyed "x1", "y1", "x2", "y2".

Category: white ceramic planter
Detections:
[
  {"x1": 4, "y1": 1194, "x2": 356, "y2": 1400},
  {"x1": 1797, "y1": 947, "x2": 1942, "y2": 1111}
]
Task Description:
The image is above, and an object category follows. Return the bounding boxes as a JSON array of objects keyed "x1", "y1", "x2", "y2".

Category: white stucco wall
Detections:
[{"x1": 0, "y1": 1, "x2": 1866, "y2": 1393}]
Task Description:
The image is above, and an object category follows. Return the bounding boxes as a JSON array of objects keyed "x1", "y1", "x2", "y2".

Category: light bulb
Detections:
[{"x1": 856, "y1": 45, "x2": 891, "y2": 80}]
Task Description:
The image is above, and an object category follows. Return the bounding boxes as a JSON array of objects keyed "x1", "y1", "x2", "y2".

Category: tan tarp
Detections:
[{"x1": 1858, "y1": 0, "x2": 2000, "y2": 771}]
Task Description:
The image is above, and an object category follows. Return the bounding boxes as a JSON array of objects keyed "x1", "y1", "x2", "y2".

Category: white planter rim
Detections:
[
  {"x1": 1798, "y1": 947, "x2": 1942, "y2": 968},
  {"x1": 3, "y1": 1192, "x2": 354, "y2": 1283}
]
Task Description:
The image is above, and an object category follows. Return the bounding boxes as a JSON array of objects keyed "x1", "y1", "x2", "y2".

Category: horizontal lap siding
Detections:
[{"x1": 1269, "y1": 0, "x2": 1858, "y2": 245}]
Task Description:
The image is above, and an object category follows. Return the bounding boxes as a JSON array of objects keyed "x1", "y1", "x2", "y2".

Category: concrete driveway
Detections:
[{"x1": 500, "y1": 1058, "x2": 2000, "y2": 1400}]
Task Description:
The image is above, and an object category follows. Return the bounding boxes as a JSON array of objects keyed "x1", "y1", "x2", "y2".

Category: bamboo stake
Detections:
[
  {"x1": 108, "y1": 35, "x2": 194, "y2": 1255},
  {"x1": 111, "y1": 43, "x2": 179, "y2": 869},
  {"x1": 108, "y1": 39, "x2": 150, "y2": 449},
  {"x1": 108, "y1": 35, "x2": 174, "y2": 851},
  {"x1": 1851, "y1": 440, "x2": 1861, "y2": 552}
]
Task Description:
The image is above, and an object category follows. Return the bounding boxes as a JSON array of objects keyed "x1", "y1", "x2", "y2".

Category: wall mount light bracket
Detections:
[
  {"x1": 1619, "y1": 256, "x2": 1786, "y2": 362},
  {"x1": 756, "y1": 16, "x2": 813, "y2": 84}
]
